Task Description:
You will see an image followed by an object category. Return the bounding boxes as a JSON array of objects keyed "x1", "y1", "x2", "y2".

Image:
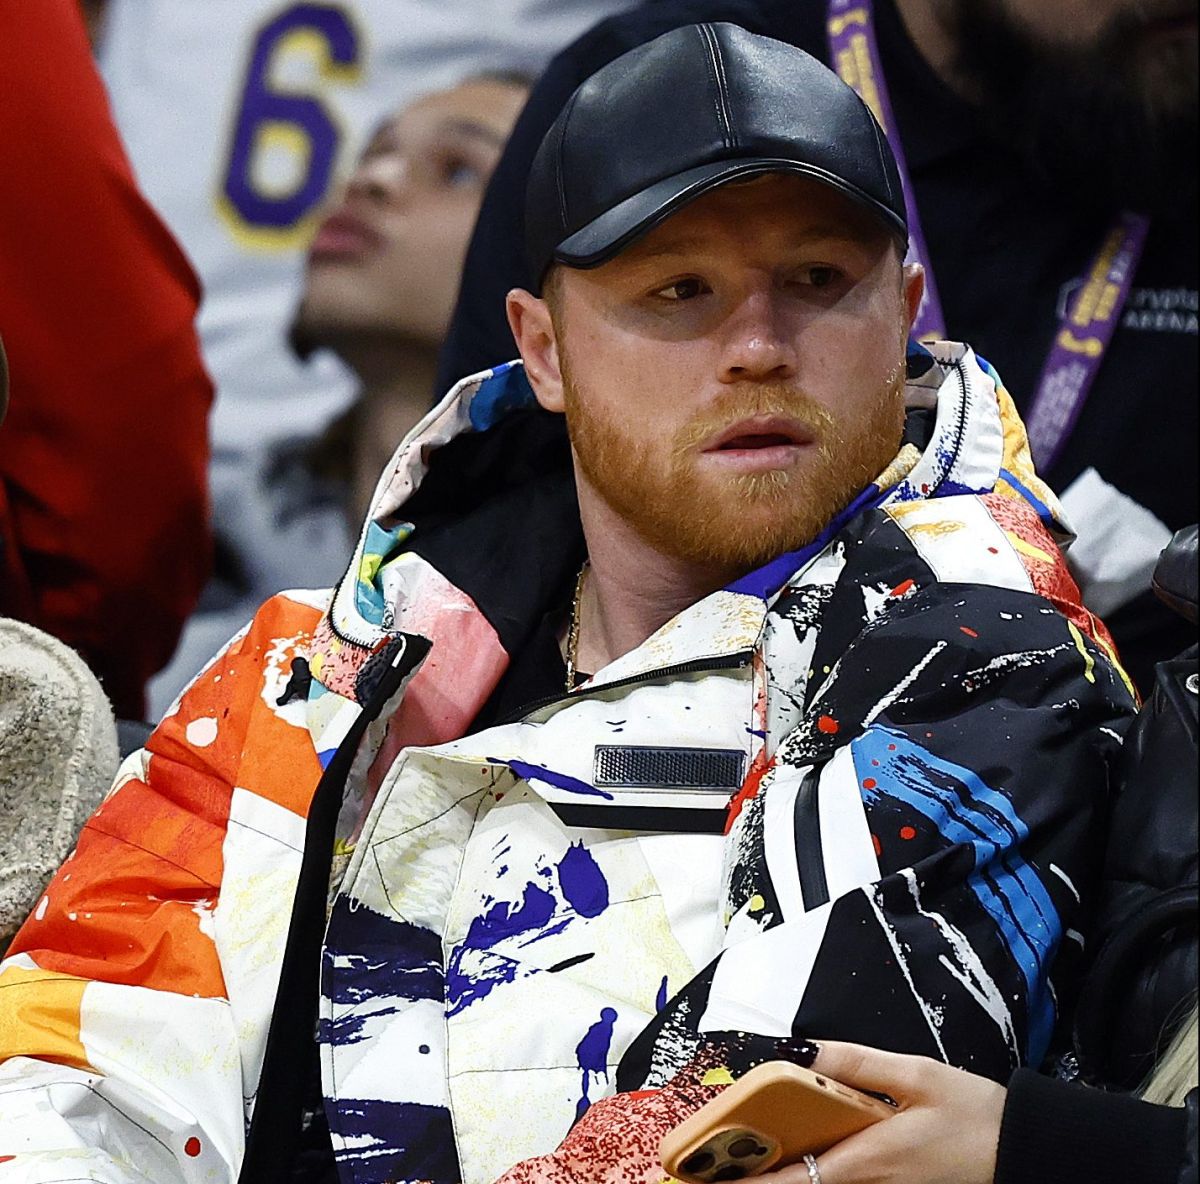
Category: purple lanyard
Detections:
[{"x1": 826, "y1": 0, "x2": 1149, "y2": 470}]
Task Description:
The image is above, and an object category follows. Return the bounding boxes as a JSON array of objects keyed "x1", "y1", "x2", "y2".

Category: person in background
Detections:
[
  {"x1": 293, "y1": 72, "x2": 532, "y2": 532},
  {"x1": 145, "y1": 74, "x2": 531, "y2": 716},
  {"x1": 437, "y1": 0, "x2": 1199, "y2": 694},
  {"x1": 0, "y1": 0, "x2": 213, "y2": 721}
]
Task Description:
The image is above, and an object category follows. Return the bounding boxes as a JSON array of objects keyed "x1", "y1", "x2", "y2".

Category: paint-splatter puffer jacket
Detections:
[{"x1": 0, "y1": 343, "x2": 1137, "y2": 1184}]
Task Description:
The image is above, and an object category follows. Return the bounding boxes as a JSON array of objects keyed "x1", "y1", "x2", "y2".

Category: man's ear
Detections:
[
  {"x1": 901, "y1": 263, "x2": 926, "y2": 334},
  {"x1": 506, "y1": 288, "x2": 564, "y2": 413}
]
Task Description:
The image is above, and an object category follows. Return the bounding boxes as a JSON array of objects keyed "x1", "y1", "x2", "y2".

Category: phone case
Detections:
[{"x1": 659, "y1": 1060, "x2": 895, "y2": 1182}]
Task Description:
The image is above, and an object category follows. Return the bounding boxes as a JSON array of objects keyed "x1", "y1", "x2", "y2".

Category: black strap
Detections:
[
  {"x1": 794, "y1": 766, "x2": 830, "y2": 909},
  {"x1": 239, "y1": 635, "x2": 428, "y2": 1184}
]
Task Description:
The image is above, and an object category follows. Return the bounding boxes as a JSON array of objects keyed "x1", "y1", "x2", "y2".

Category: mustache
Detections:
[{"x1": 672, "y1": 385, "x2": 837, "y2": 454}]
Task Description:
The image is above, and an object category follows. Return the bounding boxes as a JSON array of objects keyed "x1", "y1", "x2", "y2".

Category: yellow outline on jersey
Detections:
[{"x1": 215, "y1": 2, "x2": 366, "y2": 254}]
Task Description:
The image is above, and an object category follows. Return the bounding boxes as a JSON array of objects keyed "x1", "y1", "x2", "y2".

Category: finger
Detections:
[
  {"x1": 754, "y1": 1157, "x2": 825, "y2": 1184},
  {"x1": 807, "y1": 1039, "x2": 934, "y2": 1103}
]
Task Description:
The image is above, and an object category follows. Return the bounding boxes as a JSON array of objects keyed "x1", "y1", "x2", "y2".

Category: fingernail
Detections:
[{"x1": 778, "y1": 1038, "x2": 819, "y2": 1067}]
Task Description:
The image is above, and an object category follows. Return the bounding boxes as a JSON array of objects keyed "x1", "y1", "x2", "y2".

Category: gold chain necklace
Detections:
[{"x1": 564, "y1": 560, "x2": 590, "y2": 691}]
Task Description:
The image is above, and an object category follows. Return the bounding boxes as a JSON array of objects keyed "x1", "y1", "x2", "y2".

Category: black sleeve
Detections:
[
  {"x1": 995, "y1": 1071, "x2": 1195, "y2": 1184},
  {"x1": 433, "y1": 0, "x2": 822, "y2": 394},
  {"x1": 1073, "y1": 644, "x2": 1199, "y2": 1089}
]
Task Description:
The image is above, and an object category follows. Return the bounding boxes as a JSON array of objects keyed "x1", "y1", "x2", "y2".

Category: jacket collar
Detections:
[{"x1": 307, "y1": 345, "x2": 1070, "y2": 704}]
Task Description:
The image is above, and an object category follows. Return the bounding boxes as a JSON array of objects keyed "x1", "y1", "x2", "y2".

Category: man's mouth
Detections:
[{"x1": 701, "y1": 415, "x2": 815, "y2": 472}]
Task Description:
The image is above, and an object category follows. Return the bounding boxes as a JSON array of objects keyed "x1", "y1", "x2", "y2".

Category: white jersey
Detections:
[{"x1": 98, "y1": 0, "x2": 636, "y2": 460}]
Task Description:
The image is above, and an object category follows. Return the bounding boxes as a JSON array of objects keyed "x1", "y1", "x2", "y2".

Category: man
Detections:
[
  {"x1": 0, "y1": 26, "x2": 1133, "y2": 1184},
  {"x1": 437, "y1": 0, "x2": 1199, "y2": 694}
]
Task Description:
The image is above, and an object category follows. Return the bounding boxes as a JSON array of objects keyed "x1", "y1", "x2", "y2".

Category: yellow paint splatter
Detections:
[
  {"x1": 702, "y1": 1067, "x2": 736, "y2": 1086},
  {"x1": 359, "y1": 552, "x2": 385, "y2": 586},
  {"x1": 908, "y1": 519, "x2": 965, "y2": 539},
  {"x1": 1068, "y1": 621, "x2": 1096, "y2": 684},
  {"x1": 1004, "y1": 531, "x2": 1055, "y2": 565},
  {"x1": 748, "y1": 894, "x2": 765, "y2": 913}
]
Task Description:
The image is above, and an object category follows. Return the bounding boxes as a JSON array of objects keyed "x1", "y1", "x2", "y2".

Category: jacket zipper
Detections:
[
  {"x1": 239, "y1": 633, "x2": 430, "y2": 1184},
  {"x1": 496, "y1": 649, "x2": 755, "y2": 727}
]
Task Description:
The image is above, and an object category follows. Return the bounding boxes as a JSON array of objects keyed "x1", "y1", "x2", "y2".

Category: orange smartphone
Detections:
[{"x1": 659, "y1": 1061, "x2": 895, "y2": 1182}]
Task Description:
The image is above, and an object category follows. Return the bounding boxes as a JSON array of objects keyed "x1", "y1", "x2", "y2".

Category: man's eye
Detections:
[
  {"x1": 657, "y1": 278, "x2": 708, "y2": 301},
  {"x1": 801, "y1": 266, "x2": 839, "y2": 288}
]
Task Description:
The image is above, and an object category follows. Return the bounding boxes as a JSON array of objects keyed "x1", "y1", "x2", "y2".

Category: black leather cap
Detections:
[{"x1": 525, "y1": 22, "x2": 907, "y2": 289}]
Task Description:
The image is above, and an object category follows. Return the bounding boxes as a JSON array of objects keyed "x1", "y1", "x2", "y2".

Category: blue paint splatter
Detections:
[
  {"x1": 852, "y1": 725, "x2": 1060, "y2": 1063},
  {"x1": 446, "y1": 843, "x2": 610, "y2": 1015},
  {"x1": 471, "y1": 883, "x2": 556, "y2": 946},
  {"x1": 557, "y1": 842, "x2": 609, "y2": 918},
  {"x1": 320, "y1": 899, "x2": 443, "y2": 1045},
  {"x1": 656, "y1": 975, "x2": 669, "y2": 1012},
  {"x1": 575, "y1": 1006, "x2": 618, "y2": 1119},
  {"x1": 492, "y1": 758, "x2": 615, "y2": 801},
  {"x1": 446, "y1": 882, "x2": 557, "y2": 1016},
  {"x1": 327, "y1": 1097, "x2": 460, "y2": 1184}
]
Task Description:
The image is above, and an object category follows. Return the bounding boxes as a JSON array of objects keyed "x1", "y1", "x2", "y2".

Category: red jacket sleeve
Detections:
[{"x1": 0, "y1": 0, "x2": 213, "y2": 720}]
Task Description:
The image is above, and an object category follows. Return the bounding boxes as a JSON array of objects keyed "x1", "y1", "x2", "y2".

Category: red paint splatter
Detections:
[
  {"x1": 899, "y1": 826, "x2": 917, "y2": 840},
  {"x1": 959, "y1": 626, "x2": 978, "y2": 638},
  {"x1": 817, "y1": 715, "x2": 839, "y2": 734},
  {"x1": 888, "y1": 743, "x2": 897, "y2": 750},
  {"x1": 185, "y1": 1138, "x2": 202, "y2": 1158},
  {"x1": 871, "y1": 833, "x2": 882, "y2": 856},
  {"x1": 891, "y1": 578, "x2": 915, "y2": 596},
  {"x1": 862, "y1": 777, "x2": 877, "y2": 790},
  {"x1": 0, "y1": 1157, "x2": 14, "y2": 1165},
  {"x1": 725, "y1": 751, "x2": 775, "y2": 832},
  {"x1": 871, "y1": 758, "x2": 880, "y2": 766},
  {"x1": 987, "y1": 546, "x2": 999, "y2": 554}
]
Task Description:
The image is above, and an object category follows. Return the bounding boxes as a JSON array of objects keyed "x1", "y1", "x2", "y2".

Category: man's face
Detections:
[
  {"x1": 513, "y1": 175, "x2": 920, "y2": 576},
  {"x1": 940, "y1": 0, "x2": 1197, "y2": 209},
  {"x1": 293, "y1": 78, "x2": 527, "y2": 351}
]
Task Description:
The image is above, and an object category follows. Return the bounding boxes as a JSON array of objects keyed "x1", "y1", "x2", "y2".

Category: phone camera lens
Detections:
[
  {"x1": 728, "y1": 1137, "x2": 766, "y2": 1159},
  {"x1": 682, "y1": 1151, "x2": 716, "y2": 1174}
]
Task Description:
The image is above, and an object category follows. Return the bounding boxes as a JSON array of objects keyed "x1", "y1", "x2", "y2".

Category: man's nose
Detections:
[{"x1": 717, "y1": 289, "x2": 799, "y2": 383}]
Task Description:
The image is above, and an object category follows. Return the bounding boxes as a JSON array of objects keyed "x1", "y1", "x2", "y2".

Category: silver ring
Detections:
[{"x1": 804, "y1": 1153, "x2": 822, "y2": 1184}]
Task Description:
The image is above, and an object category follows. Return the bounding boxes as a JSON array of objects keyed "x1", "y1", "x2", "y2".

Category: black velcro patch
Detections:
[{"x1": 593, "y1": 745, "x2": 746, "y2": 792}]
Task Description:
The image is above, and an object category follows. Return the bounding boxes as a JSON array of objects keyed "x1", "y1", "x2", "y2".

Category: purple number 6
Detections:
[{"x1": 221, "y1": 3, "x2": 360, "y2": 237}]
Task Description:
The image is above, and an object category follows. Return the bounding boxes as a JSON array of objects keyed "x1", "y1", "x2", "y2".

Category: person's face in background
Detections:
[
  {"x1": 940, "y1": 0, "x2": 1197, "y2": 212},
  {"x1": 294, "y1": 77, "x2": 529, "y2": 350}
]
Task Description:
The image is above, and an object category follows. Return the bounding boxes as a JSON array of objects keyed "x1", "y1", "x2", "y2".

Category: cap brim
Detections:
[{"x1": 553, "y1": 158, "x2": 907, "y2": 271}]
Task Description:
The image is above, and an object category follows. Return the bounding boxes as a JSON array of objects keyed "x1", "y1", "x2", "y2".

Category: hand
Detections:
[{"x1": 757, "y1": 1041, "x2": 1007, "y2": 1184}]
